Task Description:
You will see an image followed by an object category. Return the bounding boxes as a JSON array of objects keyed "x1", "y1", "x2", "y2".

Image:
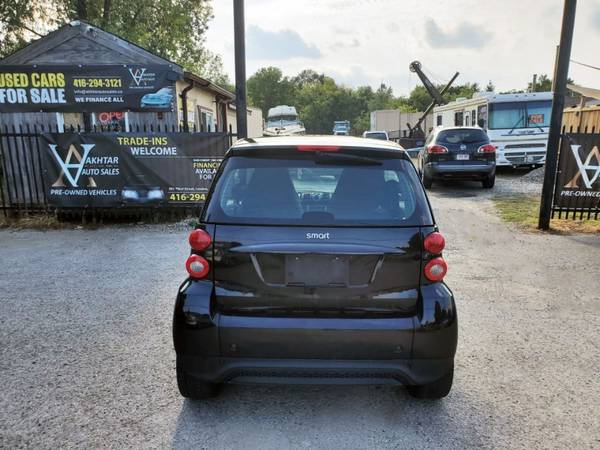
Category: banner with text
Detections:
[
  {"x1": 40, "y1": 132, "x2": 228, "y2": 207},
  {"x1": 0, "y1": 64, "x2": 179, "y2": 112},
  {"x1": 554, "y1": 133, "x2": 600, "y2": 210}
]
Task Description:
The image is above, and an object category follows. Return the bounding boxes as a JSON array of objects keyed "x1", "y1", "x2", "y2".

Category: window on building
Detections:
[
  {"x1": 198, "y1": 106, "x2": 215, "y2": 132},
  {"x1": 471, "y1": 110, "x2": 476, "y2": 127},
  {"x1": 454, "y1": 111, "x2": 463, "y2": 126},
  {"x1": 436, "y1": 115, "x2": 442, "y2": 126},
  {"x1": 477, "y1": 105, "x2": 488, "y2": 128},
  {"x1": 56, "y1": 113, "x2": 84, "y2": 132},
  {"x1": 92, "y1": 112, "x2": 128, "y2": 131}
]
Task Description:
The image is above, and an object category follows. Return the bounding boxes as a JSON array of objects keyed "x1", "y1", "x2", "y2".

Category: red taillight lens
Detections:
[
  {"x1": 297, "y1": 145, "x2": 340, "y2": 152},
  {"x1": 477, "y1": 144, "x2": 496, "y2": 153},
  {"x1": 427, "y1": 144, "x2": 449, "y2": 154},
  {"x1": 424, "y1": 232, "x2": 445, "y2": 254},
  {"x1": 189, "y1": 229, "x2": 212, "y2": 251},
  {"x1": 186, "y1": 254, "x2": 210, "y2": 279},
  {"x1": 424, "y1": 257, "x2": 447, "y2": 282}
]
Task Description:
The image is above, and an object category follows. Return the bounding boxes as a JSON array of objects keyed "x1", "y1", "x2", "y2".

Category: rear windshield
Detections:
[
  {"x1": 437, "y1": 129, "x2": 488, "y2": 144},
  {"x1": 202, "y1": 152, "x2": 432, "y2": 226}
]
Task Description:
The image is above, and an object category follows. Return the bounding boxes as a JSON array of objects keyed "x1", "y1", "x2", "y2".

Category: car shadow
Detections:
[
  {"x1": 426, "y1": 179, "x2": 486, "y2": 198},
  {"x1": 170, "y1": 383, "x2": 489, "y2": 449}
]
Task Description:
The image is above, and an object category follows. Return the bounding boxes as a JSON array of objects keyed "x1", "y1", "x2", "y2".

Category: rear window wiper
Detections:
[{"x1": 313, "y1": 151, "x2": 382, "y2": 166}]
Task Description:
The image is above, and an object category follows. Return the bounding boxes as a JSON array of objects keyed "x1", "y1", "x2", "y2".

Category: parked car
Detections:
[
  {"x1": 173, "y1": 136, "x2": 457, "y2": 400},
  {"x1": 362, "y1": 130, "x2": 389, "y2": 140},
  {"x1": 417, "y1": 126, "x2": 496, "y2": 189},
  {"x1": 332, "y1": 120, "x2": 350, "y2": 135}
]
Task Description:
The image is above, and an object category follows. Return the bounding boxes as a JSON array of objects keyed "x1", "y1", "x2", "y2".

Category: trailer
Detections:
[{"x1": 433, "y1": 92, "x2": 553, "y2": 167}]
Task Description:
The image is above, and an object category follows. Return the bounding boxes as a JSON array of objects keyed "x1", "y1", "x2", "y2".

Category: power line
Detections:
[{"x1": 570, "y1": 59, "x2": 600, "y2": 71}]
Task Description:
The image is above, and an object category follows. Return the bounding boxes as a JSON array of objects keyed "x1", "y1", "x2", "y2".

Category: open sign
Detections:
[{"x1": 97, "y1": 111, "x2": 124, "y2": 124}]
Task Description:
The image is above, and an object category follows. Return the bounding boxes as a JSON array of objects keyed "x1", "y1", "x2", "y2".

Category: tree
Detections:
[
  {"x1": 485, "y1": 81, "x2": 495, "y2": 92},
  {"x1": 529, "y1": 74, "x2": 552, "y2": 92},
  {"x1": 0, "y1": 1, "x2": 54, "y2": 57},
  {"x1": 0, "y1": 0, "x2": 228, "y2": 85},
  {"x1": 247, "y1": 67, "x2": 297, "y2": 116}
]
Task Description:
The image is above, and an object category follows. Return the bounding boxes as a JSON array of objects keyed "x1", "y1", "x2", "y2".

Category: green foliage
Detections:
[
  {"x1": 247, "y1": 69, "x2": 425, "y2": 135},
  {"x1": 246, "y1": 67, "x2": 296, "y2": 116},
  {"x1": 0, "y1": 1, "x2": 57, "y2": 57},
  {"x1": 529, "y1": 74, "x2": 552, "y2": 92},
  {"x1": 0, "y1": 0, "x2": 228, "y2": 85}
]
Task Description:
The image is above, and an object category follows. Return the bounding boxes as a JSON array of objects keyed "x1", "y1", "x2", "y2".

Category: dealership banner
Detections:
[
  {"x1": 554, "y1": 133, "x2": 600, "y2": 209},
  {"x1": 40, "y1": 132, "x2": 228, "y2": 207},
  {"x1": 0, "y1": 64, "x2": 179, "y2": 112}
]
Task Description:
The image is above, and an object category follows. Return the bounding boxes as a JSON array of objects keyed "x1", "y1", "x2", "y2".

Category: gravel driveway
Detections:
[{"x1": 1, "y1": 178, "x2": 599, "y2": 449}]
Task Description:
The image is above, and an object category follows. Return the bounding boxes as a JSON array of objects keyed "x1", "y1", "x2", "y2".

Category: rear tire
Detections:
[
  {"x1": 482, "y1": 174, "x2": 495, "y2": 189},
  {"x1": 176, "y1": 358, "x2": 219, "y2": 399},
  {"x1": 421, "y1": 170, "x2": 433, "y2": 189},
  {"x1": 407, "y1": 366, "x2": 453, "y2": 399}
]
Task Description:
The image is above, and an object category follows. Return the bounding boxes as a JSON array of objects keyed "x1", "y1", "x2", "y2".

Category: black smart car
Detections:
[
  {"x1": 418, "y1": 126, "x2": 496, "y2": 189},
  {"x1": 173, "y1": 136, "x2": 457, "y2": 400}
]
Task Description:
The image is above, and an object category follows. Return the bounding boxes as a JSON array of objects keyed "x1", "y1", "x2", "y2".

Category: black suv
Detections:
[
  {"x1": 173, "y1": 136, "x2": 457, "y2": 400},
  {"x1": 418, "y1": 126, "x2": 496, "y2": 188}
]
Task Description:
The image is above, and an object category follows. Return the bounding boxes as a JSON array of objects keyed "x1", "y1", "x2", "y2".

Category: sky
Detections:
[{"x1": 206, "y1": 0, "x2": 600, "y2": 97}]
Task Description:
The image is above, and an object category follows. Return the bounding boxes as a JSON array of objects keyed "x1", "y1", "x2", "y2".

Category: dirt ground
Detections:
[{"x1": 0, "y1": 176, "x2": 599, "y2": 449}]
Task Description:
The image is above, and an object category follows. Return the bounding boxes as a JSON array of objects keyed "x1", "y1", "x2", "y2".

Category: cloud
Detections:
[
  {"x1": 592, "y1": 3, "x2": 600, "y2": 31},
  {"x1": 328, "y1": 66, "x2": 372, "y2": 88},
  {"x1": 386, "y1": 22, "x2": 400, "y2": 33},
  {"x1": 424, "y1": 18, "x2": 489, "y2": 49},
  {"x1": 330, "y1": 38, "x2": 360, "y2": 51},
  {"x1": 247, "y1": 25, "x2": 321, "y2": 60}
]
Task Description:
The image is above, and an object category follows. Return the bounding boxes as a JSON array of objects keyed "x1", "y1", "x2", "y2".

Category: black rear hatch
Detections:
[{"x1": 202, "y1": 146, "x2": 433, "y2": 358}]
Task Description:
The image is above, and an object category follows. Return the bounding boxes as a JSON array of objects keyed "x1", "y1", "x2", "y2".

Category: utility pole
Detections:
[
  {"x1": 532, "y1": 74, "x2": 537, "y2": 92},
  {"x1": 538, "y1": 0, "x2": 577, "y2": 230},
  {"x1": 233, "y1": 0, "x2": 248, "y2": 139}
]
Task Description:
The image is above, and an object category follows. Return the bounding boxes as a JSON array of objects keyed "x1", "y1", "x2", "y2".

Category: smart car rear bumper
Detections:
[
  {"x1": 178, "y1": 355, "x2": 454, "y2": 385},
  {"x1": 173, "y1": 281, "x2": 457, "y2": 386}
]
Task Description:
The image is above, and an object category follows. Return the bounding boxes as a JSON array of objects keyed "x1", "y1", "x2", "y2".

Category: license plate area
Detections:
[
  {"x1": 456, "y1": 153, "x2": 470, "y2": 160},
  {"x1": 285, "y1": 254, "x2": 349, "y2": 287}
]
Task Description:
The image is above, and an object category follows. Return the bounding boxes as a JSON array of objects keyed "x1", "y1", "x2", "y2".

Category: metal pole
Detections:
[
  {"x1": 538, "y1": 0, "x2": 577, "y2": 230},
  {"x1": 233, "y1": 0, "x2": 248, "y2": 139}
]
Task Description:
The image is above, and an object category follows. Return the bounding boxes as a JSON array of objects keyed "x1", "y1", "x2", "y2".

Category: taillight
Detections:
[
  {"x1": 424, "y1": 232, "x2": 445, "y2": 254},
  {"x1": 477, "y1": 144, "x2": 496, "y2": 153},
  {"x1": 297, "y1": 145, "x2": 340, "y2": 152},
  {"x1": 189, "y1": 229, "x2": 211, "y2": 251},
  {"x1": 424, "y1": 257, "x2": 448, "y2": 282},
  {"x1": 186, "y1": 254, "x2": 210, "y2": 279},
  {"x1": 427, "y1": 144, "x2": 449, "y2": 154}
]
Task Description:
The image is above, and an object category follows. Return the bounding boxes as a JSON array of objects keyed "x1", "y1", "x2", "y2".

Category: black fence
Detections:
[
  {"x1": 551, "y1": 125, "x2": 600, "y2": 220},
  {"x1": 0, "y1": 123, "x2": 236, "y2": 217}
]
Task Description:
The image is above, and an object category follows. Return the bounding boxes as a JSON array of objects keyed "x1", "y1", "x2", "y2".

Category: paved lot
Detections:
[{"x1": 1, "y1": 178, "x2": 599, "y2": 449}]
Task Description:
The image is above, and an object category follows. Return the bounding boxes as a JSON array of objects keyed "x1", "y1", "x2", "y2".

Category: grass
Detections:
[
  {"x1": 492, "y1": 196, "x2": 600, "y2": 234},
  {"x1": 0, "y1": 214, "x2": 67, "y2": 230},
  {"x1": 0, "y1": 212, "x2": 199, "y2": 230}
]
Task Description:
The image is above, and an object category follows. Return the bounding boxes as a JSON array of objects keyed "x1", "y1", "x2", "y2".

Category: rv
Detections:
[
  {"x1": 433, "y1": 92, "x2": 553, "y2": 167},
  {"x1": 263, "y1": 105, "x2": 306, "y2": 136}
]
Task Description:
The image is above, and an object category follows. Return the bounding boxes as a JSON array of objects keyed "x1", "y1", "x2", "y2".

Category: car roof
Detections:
[
  {"x1": 231, "y1": 135, "x2": 404, "y2": 151},
  {"x1": 434, "y1": 126, "x2": 485, "y2": 132}
]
